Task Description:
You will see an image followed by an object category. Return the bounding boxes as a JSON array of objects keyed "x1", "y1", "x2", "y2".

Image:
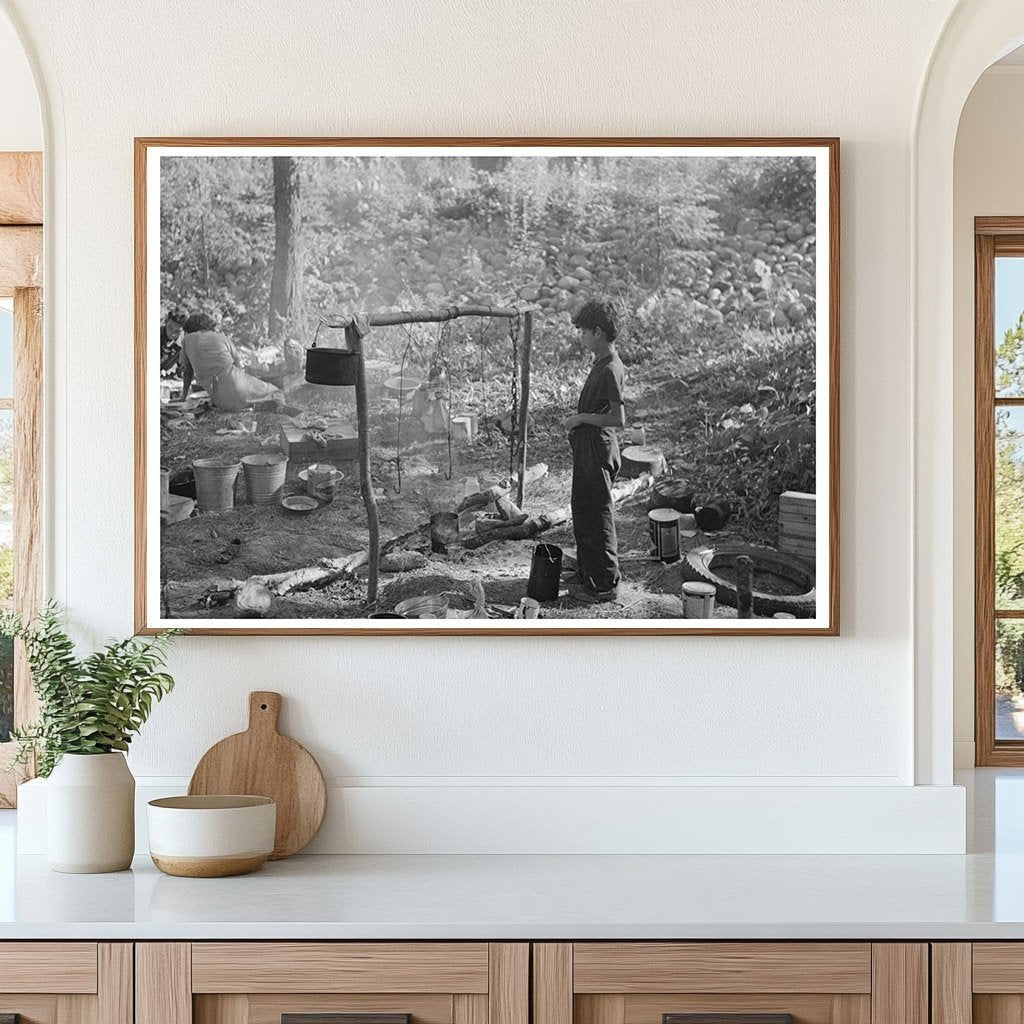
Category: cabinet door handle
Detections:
[
  {"x1": 283, "y1": 1015, "x2": 411, "y2": 1024},
  {"x1": 664, "y1": 1016, "x2": 795, "y2": 1024}
]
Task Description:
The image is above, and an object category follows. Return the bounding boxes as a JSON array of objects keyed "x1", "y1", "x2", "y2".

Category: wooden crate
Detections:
[
  {"x1": 280, "y1": 425, "x2": 359, "y2": 463},
  {"x1": 778, "y1": 491, "x2": 815, "y2": 562}
]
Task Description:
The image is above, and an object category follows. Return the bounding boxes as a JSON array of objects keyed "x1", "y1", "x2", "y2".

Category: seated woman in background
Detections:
[
  {"x1": 159, "y1": 309, "x2": 188, "y2": 374},
  {"x1": 180, "y1": 313, "x2": 289, "y2": 413}
]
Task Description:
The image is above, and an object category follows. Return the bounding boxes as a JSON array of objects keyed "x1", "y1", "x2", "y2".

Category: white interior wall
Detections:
[
  {"x1": 952, "y1": 65, "x2": 1024, "y2": 767},
  {"x1": 0, "y1": 0, "x2": 975, "y2": 852}
]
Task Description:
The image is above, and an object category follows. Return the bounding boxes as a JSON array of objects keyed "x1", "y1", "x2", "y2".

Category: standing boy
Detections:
[{"x1": 565, "y1": 299, "x2": 626, "y2": 603}]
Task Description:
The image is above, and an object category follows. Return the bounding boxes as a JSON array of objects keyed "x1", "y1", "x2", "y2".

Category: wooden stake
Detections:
[
  {"x1": 348, "y1": 324, "x2": 380, "y2": 605},
  {"x1": 515, "y1": 310, "x2": 533, "y2": 509},
  {"x1": 736, "y1": 554, "x2": 754, "y2": 618}
]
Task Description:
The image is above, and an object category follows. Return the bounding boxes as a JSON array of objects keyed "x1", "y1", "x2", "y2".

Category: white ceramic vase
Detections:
[{"x1": 46, "y1": 752, "x2": 135, "y2": 873}]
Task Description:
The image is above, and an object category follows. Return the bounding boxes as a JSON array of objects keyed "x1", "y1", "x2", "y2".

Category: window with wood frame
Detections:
[
  {"x1": 975, "y1": 217, "x2": 1024, "y2": 764},
  {"x1": 0, "y1": 151, "x2": 43, "y2": 806}
]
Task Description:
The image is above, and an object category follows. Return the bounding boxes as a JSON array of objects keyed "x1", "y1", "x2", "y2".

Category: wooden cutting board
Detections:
[{"x1": 188, "y1": 691, "x2": 326, "y2": 859}]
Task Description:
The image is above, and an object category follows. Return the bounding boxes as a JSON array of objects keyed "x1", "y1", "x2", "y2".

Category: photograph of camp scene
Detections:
[{"x1": 148, "y1": 144, "x2": 831, "y2": 630}]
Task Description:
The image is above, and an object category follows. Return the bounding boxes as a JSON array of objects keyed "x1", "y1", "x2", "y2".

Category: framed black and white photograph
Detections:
[{"x1": 135, "y1": 137, "x2": 838, "y2": 635}]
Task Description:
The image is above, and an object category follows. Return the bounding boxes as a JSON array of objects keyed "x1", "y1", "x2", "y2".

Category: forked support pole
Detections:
[
  {"x1": 515, "y1": 310, "x2": 533, "y2": 509},
  {"x1": 346, "y1": 323, "x2": 380, "y2": 605}
]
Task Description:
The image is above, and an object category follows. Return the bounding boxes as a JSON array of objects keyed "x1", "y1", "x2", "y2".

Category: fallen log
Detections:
[
  {"x1": 379, "y1": 551, "x2": 428, "y2": 573},
  {"x1": 462, "y1": 474, "x2": 655, "y2": 551},
  {"x1": 246, "y1": 556, "x2": 358, "y2": 595},
  {"x1": 458, "y1": 463, "x2": 548, "y2": 512},
  {"x1": 475, "y1": 511, "x2": 529, "y2": 537}
]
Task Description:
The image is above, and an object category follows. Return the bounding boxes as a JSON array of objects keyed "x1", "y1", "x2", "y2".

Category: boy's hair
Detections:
[
  {"x1": 572, "y1": 299, "x2": 619, "y2": 342},
  {"x1": 184, "y1": 313, "x2": 217, "y2": 334},
  {"x1": 166, "y1": 309, "x2": 188, "y2": 327}
]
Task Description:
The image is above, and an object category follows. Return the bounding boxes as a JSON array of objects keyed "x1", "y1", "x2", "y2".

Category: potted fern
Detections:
[{"x1": 2, "y1": 604, "x2": 179, "y2": 873}]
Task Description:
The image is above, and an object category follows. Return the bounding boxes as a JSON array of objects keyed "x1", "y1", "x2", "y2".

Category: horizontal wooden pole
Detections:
[{"x1": 320, "y1": 304, "x2": 521, "y2": 329}]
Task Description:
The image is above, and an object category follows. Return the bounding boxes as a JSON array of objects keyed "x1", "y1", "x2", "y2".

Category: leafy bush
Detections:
[
  {"x1": 1, "y1": 604, "x2": 180, "y2": 776},
  {"x1": 997, "y1": 621, "x2": 1024, "y2": 694}
]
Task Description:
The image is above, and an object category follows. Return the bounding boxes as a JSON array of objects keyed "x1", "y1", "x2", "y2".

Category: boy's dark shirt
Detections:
[{"x1": 575, "y1": 352, "x2": 625, "y2": 439}]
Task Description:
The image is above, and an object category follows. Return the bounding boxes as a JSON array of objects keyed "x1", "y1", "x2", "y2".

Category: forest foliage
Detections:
[{"x1": 995, "y1": 312, "x2": 1024, "y2": 691}]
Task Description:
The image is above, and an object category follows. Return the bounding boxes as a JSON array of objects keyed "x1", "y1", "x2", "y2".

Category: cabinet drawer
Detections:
[
  {"x1": 139, "y1": 943, "x2": 528, "y2": 1024},
  {"x1": 534, "y1": 944, "x2": 926, "y2": 1024},
  {"x1": 0, "y1": 943, "x2": 130, "y2": 1024},
  {"x1": 0, "y1": 942, "x2": 98, "y2": 994},
  {"x1": 936, "y1": 942, "x2": 1024, "y2": 1024},
  {"x1": 191, "y1": 944, "x2": 490, "y2": 994},
  {"x1": 572, "y1": 944, "x2": 872, "y2": 994}
]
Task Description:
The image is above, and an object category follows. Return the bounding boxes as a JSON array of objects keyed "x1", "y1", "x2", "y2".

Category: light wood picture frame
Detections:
[{"x1": 135, "y1": 137, "x2": 839, "y2": 636}]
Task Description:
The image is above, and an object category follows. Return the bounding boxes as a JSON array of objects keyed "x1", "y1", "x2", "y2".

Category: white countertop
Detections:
[
  {"x1": 0, "y1": 849, "x2": 1020, "y2": 940},
  {"x1": 0, "y1": 769, "x2": 1021, "y2": 941}
]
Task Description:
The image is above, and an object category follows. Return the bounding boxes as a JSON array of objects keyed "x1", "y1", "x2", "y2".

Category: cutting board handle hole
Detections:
[{"x1": 260, "y1": 703, "x2": 268, "y2": 710}]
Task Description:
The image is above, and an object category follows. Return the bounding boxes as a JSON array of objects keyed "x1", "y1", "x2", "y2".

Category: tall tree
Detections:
[{"x1": 269, "y1": 156, "x2": 302, "y2": 347}]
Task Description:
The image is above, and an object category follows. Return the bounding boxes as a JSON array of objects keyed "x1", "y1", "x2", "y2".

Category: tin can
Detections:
[
  {"x1": 625, "y1": 422, "x2": 646, "y2": 445},
  {"x1": 682, "y1": 581, "x2": 717, "y2": 618},
  {"x1": 307, "y1": 463, "x2": 338, "y2": 503},
  {"x1": 648, "y1": 508, "x2": 682, "y2": 563}
]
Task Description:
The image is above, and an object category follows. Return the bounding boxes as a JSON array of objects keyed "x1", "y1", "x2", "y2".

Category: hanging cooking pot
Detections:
[{"x1": 305, "y1": 323, "x2": 359, "y2": 386}]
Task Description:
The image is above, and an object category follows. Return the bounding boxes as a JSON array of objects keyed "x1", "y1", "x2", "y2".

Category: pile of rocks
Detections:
[{"x1": 348, "y1": 209, "x2": 816, "y2": 332}]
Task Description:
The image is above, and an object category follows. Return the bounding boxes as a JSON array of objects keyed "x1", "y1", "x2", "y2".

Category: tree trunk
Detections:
[{"x1": 269, "y1": 156, "x2": 302, "y2": 347}]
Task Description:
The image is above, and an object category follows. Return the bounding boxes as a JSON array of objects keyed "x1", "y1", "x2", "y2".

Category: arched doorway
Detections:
[{"x1": 914, "y1": 1, "x2": 1024, "y2": 785}]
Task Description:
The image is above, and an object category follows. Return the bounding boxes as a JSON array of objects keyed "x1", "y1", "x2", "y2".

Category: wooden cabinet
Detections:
[
  {"x1": 532, "y1": 944, "x2": 928, "y2": 1024},
  {"x1": 136, "y1": 944, "x2": 528, "y2": 1024},
  {"x1": 932, "y1": 943, "x2": 1024, "y2": 1024},
  {"x1": 0, "y1": 943, "x2": 131, "y2": 1024},
  {"x1": 0, "y1": 938, "x2": 949, "y2": 1024}
]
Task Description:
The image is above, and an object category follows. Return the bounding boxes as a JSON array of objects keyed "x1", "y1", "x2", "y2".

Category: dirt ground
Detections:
[{"x1": 160, "y1": 371, "x2": 767, "y2": 621}]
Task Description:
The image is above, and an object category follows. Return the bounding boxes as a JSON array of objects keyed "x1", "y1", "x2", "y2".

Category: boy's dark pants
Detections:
[{"x1": 570, "y1": 427, "x2": 621, "y2": 592}]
